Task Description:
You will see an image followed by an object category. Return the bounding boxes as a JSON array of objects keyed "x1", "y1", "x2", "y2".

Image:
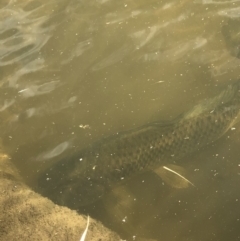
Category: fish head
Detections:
[
  {"x1": 55, "y1": 178, "x2": 104, "y2": 208},
  {"x1": 37, "y1": 151, "x2": 106, "y2": 208}
]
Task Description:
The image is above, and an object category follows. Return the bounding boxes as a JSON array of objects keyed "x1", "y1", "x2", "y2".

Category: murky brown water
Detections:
[{"x1": 1, "y1": 0, "x2": 240, "y2": 240}]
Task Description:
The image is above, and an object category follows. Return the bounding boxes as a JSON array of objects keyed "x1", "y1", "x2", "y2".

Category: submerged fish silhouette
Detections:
[{"x1": 38, "y1": 81, "x2": 240, "y2": 207}]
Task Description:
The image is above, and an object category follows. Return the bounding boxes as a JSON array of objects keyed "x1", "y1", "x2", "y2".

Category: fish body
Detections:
[{"x1": 38, "y1": 81, "x2": 240, "y2": 207}]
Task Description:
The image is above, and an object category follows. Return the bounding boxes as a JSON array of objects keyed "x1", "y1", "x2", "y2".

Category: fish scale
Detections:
[{"x1": 37, "y1": 81, "x2": 240, "y2": 208}]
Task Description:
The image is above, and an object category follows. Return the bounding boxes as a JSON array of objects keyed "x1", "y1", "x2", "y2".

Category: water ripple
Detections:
[{"x1": 0, "y1": 1, "x2": 60, "y2": 88}]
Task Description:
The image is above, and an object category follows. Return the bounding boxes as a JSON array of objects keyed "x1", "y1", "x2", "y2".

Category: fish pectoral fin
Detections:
[{"x1": 153, "y1": 164, "x2": 194, "y2": 188}]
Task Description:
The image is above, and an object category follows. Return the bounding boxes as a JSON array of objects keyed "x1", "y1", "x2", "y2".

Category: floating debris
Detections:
[
  {"x1": 79, "y1": 124, "x2": 90, "y2": 129},
  {"x1": 79, "y1": 216, "x2": 90, "y2": 241}
]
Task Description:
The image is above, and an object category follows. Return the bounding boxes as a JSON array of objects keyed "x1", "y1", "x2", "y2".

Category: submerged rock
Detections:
[{"x1": 0, "y1": 154, "x2": 121, "y2": 241}]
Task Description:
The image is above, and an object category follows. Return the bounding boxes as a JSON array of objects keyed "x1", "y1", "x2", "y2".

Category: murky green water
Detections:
[{"x1": 1, "y1": 0, "x2": 240, "y2": 240}]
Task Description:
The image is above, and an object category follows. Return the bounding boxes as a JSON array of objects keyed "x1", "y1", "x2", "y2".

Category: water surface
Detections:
[{"x1": 1, "y1": 0, "x2": 240, "y2": 240}]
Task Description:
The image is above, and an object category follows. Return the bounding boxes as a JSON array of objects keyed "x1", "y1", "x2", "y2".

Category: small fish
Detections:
[{"x1": 38, "y1": 80, "x2": 240, "y2": 208}]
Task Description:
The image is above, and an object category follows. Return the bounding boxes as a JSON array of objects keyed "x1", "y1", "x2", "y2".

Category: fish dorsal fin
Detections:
[
  {"x1": 184, "y1": 83, "x2": 237, "y2": 119},
  {"x1": 154, "y1": 164, "x2": 194, "y2": 188}
]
